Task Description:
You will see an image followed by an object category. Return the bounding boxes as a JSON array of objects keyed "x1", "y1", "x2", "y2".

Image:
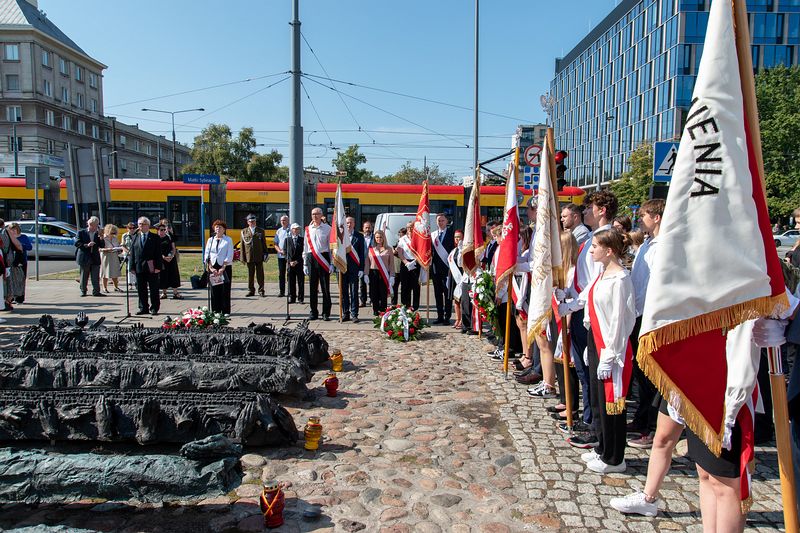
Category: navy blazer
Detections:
[
  {"x1": 74, "y1": 229, "x2": 103, "y2": 266},
  {"x1": 128, "y1": 230, "x2": 164, "y2": 275},
  {"x1": 346, "y1": 231, "x2": 366, "y2": 280},
  {"x1": 431, "y1": 227, "x2": 455, "y2": 277}
]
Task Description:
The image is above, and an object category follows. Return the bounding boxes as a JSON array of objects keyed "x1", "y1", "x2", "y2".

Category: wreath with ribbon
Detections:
[{"x1": 373, "y1": 304, "x2": 427, "y2": 341}]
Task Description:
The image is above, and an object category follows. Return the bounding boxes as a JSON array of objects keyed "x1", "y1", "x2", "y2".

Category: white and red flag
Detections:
[
  {"x1": 330, "y1": 181, "x2": 350, "y2": 273},
  {"x1": 526, "y1": 140, "x2": 563, "y2": 338},
  {"x1": 408, "y1": 180, "x2": 432, "y2": 269},
  {"x1": 638, "y1": 0, "x2": 786, "y2": 458},
  {"x1": 461, "y1": 172, "x2": 484, "y2": 274},
  {"x1": 494, "y1": 163, "x2": 520, "y2": 293}
]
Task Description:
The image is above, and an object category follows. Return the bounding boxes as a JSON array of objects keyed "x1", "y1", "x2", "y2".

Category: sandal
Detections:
[
  {"x1": 173, "y1": 293, "x2": 184, "y2": 300},
  {"x1": 512, "y1": 358, "x2": 532, "y2": 372},
  {"x1": 546, "y1": 404, "x2": 567, "y2": 414}
]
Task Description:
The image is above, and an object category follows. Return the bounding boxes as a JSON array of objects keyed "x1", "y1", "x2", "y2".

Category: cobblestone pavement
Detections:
[{"x1": 0, "y1": 281, "x2": 788, "y2": 532}]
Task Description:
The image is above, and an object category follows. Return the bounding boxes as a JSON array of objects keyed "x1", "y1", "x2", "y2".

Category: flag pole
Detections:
[
  {"x1": 426, "y1": 268, "x2": 430, "y2": 322},
  {"x1": 503, "y1": 147, "x2": 521, "y2": 376},
  {"x1": 338, "y1": 271, "x2": 344, "y2": 322},
  {"x1": 547, "y1": 128, "x2": 574, "y2": 431},
  {"x1": 732, "y1": 1, "x2": 797, "y2": 528}
]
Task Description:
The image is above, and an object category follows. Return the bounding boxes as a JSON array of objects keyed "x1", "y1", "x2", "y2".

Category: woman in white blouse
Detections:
[{"x1": 204, "y1": 220, "x2": 234, "y2": 314}]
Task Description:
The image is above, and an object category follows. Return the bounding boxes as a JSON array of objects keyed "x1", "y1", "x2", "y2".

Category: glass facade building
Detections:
[{"x1": 550, "y1": 0, "x2": 800, "y2": 189}]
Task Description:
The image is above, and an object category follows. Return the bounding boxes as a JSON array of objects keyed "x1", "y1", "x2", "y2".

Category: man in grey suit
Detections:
[{"x1": 74, "y1": 216, "x2": 104, "y2": 297}]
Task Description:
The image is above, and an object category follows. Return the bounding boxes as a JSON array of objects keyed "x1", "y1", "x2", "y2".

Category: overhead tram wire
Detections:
[
  {"x1": 105, "y1": 71, "x2": 290, "y2": 109},
  {"x1": 184, "y1": 76, "x2": 292, "y2": 125},
  {"x1": 302, "y1": 72, "x2": 536, "y2": 124},
  {"x1": 299, "y1": 32, "x2": 406, "y2": 162},
  {"x1": 300, "y1": 81, "x2": 334, "y2": 147}
]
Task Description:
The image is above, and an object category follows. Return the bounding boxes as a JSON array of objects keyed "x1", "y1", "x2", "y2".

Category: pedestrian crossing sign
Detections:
[
  {"x1": 653, "y1": 141, "x2": 679, "y2": 182},
  {"x1": 523, "y1": 165, "x2": 540, "y2": 189}
]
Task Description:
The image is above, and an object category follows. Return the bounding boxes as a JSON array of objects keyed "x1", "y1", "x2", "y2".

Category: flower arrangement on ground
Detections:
[
  {"x1": 373, "y1": 304, "x2": 427, "y2": 341},
  {"x1": 473, "y1": 271, "x2": 499, "y2": 335},
  {"x1": 163, "y1": 306, "x2": 229, "y2": 329}
]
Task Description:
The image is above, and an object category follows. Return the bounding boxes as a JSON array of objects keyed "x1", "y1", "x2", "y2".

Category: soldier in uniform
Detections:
[{"x1": 240, "y1": 213, "x2": 268, "y2": 297}]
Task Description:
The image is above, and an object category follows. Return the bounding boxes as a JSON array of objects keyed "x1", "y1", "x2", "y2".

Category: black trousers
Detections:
[
  {"x1": 288, "y1": 264, "x2": 304, "y2": 302},
  {"x1": 391, "y1": 270, "x2": 401, "y2": 305},
  {"x1": 400, "y1": 264, "x2": 420, "y2": 309},
  {"x1": 432, "y1": 271, "x2": 451, "y2": 321},
  {"x1": 496, "y1": 302, "x2": 523, "y2": 354},
  {"x1": 308, "y1": 254, "x2": 332, "y2": 318},
  {"x1": 630, "y1": 316, "x2": 658, "y2": 433},
  {"x1": 210, "y1": 265, "x2": 232, "y2": 315},
  {"x1": 135, "y1": 271, "x2": 160, "y2": 313},
  {"x1": 246, "y1": 261, "x2": 265, "y2": 294},
  {"x1": 360, "y1": 276, "x2": 369, "y2": 306},
  {"x1": 555, "y1": 338, "x2": 580, "y2": 412},
  {"x1": 277, "y1": 257, "x2": 287, "y2": 296},
  {"x1": 570, "y1": 310, "x2": 593, "y2": 425},
  {"x1": 460, "y1": 280, "x2": 472, "y2": 331},
  {"x1": 369, "y1": 268, "x2": 388, "y2": 315},
  {"x1": 588, "y1": 328, "x2": 627, "y2": 466}
]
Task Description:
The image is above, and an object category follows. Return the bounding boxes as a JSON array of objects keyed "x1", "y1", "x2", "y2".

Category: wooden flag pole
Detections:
[
  {"x1": 426, "y1": 268, "x2": 430, "y2": 321},
  {"x1": 732, "y1": 0, "x2": 798, "y2": 528},
  {"x1": 338, "y1": 271, "x2": 344, "y2": 322},
  {"x1": 547, "y1": 128, "x2": 574, "y2": 431}
]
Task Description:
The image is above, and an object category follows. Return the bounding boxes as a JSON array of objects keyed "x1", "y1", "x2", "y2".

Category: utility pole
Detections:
[
  {"x1": 110, "y1": 117, "x2": 119, "y2": 180},
  {"x1": 156, "y1": 137, "x2": 162, "y2": 180},
  {"x1": 12, "y1": 117, "x2": 20, "y2": 176},
  {"x1": 289, "y1": 0, "x2": 304, "y2": 227},
  {"x1": 473, "y1": 0, "x2": 479, "y2": 181}
]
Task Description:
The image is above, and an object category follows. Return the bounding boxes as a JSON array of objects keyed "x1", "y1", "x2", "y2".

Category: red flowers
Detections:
[{"x1": 409, "y1": 328, "x2": 415, "y2": 334}]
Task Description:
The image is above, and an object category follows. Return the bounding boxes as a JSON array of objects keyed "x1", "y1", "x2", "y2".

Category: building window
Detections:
[
  {"x1": 76, "y1": 93, "x2": 83, "y2": 108},
  {"x1": 146, "y1": 165, "x2": 152, "y2": 177},
  {"x1": 74, "y1": 65, "x2": 83, "y2": 82},
  {"x1": 6, "y1": 106, "x2": 21, "y2": 122},
  {"x1": 134, "y1": 162, "x2": 141, "y2": 174},
  {"x1": 77, "y1": 120, "x2": 86, "y2": 135},
  {"x1": 145, "y1": 143, "x2": 152, "y2": 156},
  {"x1": 41, "y1": 49, "x2": 50, "y2": 67},
  {"x1": 4, "y1": 44, "x2": 19, "y2": 61},
  {"x1": 120, "y1": 158, "x2": 127, "y2": 171},
  {"x1": 91, "y1": 124, "x2": 99, "y2": 139},
  {"x1": 119, "y1": 134, "x2": 126, "y2": 146},
  {"x1": 61, "y1": 87, "x2": 69, "y2": 104},
  {"x1": 59, "y1": 58, "x2": 68, "y2": 76},
  {"x1": 89, "y1": 72, "x2": 98, "y2": 88},
  {"x1": 45, "y1": 109, "x2": 54, "y2": 126},
  {"x1": 7, "y1": 136, "x2": 22, "y2": 152},
  {"x1": 42, "y1": 79, "x2": 52, "y2": 97},
  {"x1": 780, "y1": 0, "x2": 800, "y2": 11},
  {"x1": 747, "y1": 0, "x2": 774, "y2": 10},
  {"x1": 102, "y1": 130, "x2": 110, "y2": 142},
  {"x1": 684, "y1": 12, "x2": 710, "y2": 44},
  {"x1": 134, "y1": 139, "x2": 141, "y2": 152},
  {"x1": 47, "y1": 139, "x2": 55, "y2": 154},
  {"x1": 5, "y1": 74, "x2": 20, "y2": 91},
  {"x1": 62, "y1": 115, "x2": 71, "y2": 131},
  {"x1": 90, "y1": 98, "x2": 97, "y2": 113}
]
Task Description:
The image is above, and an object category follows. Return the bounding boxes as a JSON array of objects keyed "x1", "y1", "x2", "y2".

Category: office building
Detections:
[{"x1": 550, "y1": 0, "x2": 800, "y2": 189}]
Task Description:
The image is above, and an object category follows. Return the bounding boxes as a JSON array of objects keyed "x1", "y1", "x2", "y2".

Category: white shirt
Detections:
[
  {"x1": 303, "y1": 222, "x2": 331, "y2": 265},
  {"x1": 575, "y1": 223, "x2": 611, "y2": 295},
  {"x1": 397, "y1": 235, "x2": 416, "y2": 263},
  {"x1": 572, "y1": 224, "x2": 591, "y2": 245},
  {"x1": 274, "y1": 225, "x2": 291, "y2": 258},
  {"x1": 583, "y1": 268, "x2": 636, "y2": 363},
  {"x1": 204, "y1": 235, "x2": 234, "y2": 267},
  {"x1": 630, "y1": 236, "x2": 658, "y2": 317}
]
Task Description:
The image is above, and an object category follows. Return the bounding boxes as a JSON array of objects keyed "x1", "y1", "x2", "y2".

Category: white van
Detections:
[{"x1": 374, "y1": 212, "x2": 439, "y2": 247}]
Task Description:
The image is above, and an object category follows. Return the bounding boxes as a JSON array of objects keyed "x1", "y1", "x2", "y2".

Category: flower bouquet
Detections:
[
  {"x1": 163, "y1": 306, "x2": 229, "y2": 329},
  {"x1": 373, "y1": 304, "x2": 427, "y2": 341},
  {"x1": 473, "y1": 271, "x2": 499, "y2": 334}
]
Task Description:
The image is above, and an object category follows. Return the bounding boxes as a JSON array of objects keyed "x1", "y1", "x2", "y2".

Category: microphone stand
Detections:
[{"x1": 114, "y1": 255, "x2": 132, "y2": 323}]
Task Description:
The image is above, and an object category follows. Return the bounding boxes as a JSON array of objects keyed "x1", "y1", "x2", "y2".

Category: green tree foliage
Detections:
[
  {"x1": 331, "y1": 145, "x2": 376, "y2": 183},
  {"x1": 755, "y1": 65, "x2": 800, "y2": 220},
  {"x1": 383, "y1": 162, "x2": 456, "y2": 185},
  {"x1": 183, "y1": 124, "x2": 285, "y2": 182},
  {"x1": 609, "y1": 143, "x2": 654, "y2": 214}
]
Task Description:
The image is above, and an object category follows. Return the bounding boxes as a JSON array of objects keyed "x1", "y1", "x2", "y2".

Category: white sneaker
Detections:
[
  {"x1": 527, "y1": 382, "x2": 545, "y2": 395},
  {"x1": 586, "y1": 458, "x2": 626, "y2": 474},
  {"x1": 609, "y1": 491, "x2": 660, "y2": 517},
  {"x1": 581, "y1": 450, "x2": 600, "y2": 463}
]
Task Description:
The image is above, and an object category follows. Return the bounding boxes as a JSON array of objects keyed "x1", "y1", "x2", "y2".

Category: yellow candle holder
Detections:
[
  {"x1": 330, "y1": 349, "x2": 343, "y2": 372},
  {"x1": 303, "y1": 416, "x2": 323, "y2": 451}
]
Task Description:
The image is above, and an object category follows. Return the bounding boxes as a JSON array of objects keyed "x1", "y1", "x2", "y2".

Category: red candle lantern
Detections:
[
  {"x1": 323, "y1": 372, "x2": 339, "y2": 397},
  {"x1": 260, "y1": 481, "x2": 285, "y2": 528}
]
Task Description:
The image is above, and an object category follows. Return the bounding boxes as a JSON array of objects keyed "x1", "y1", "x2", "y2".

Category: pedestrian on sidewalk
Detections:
[
  {"x1": 204, "y1": 220, "x2": 234, "y2": 315},
  {"x1": 285, "y1": 223, "x2": 304, "y2": 303},
  {"x1": 303, "y1": 207, "x2": 332, "y2": 321},
  {"x1": 360, "y1": 220, "x2": 373, "y2": 307},
  {"x1": 100, "y1": 224, "x2": 122, "y2": 293},
  {"x1": 128, "y1": 217, "x2": 162, "y2": 315},
  {"x1": 74, "y1": 216, "x2": 105, "y2": 298},
  {"x1": 342, "y1": 216, "x2": 365, "y2": 323},
  {"x1": 157, "y1": 224, "x2": 182, "y2": 300},
  {"x1": 241, "y1": 213, "x2": 269, "y2": 297},
  {"x1": 274, "y1": 215, "x2": 290, "y2": 298}
]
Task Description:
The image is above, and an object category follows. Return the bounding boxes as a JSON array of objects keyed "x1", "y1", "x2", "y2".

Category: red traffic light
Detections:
[{"x1": 554, "y1": 150, "x2": 568, "y2": 164}]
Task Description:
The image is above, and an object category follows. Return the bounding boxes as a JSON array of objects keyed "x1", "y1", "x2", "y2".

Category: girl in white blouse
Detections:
[
  {"x1": 204, "y1": 220, "x2": 234, "y2": 314},
  {"x1": 581, "y1": 228, "x2": 636, "y2": 475}
]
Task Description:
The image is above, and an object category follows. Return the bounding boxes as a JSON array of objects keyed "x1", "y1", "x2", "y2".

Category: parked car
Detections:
[
  {"x1": 8, "y1": 219, "x2": 78, "y2": 258},
  {"x1": 374, "y1": 212, "x2": 440, "y2": 247},
  {"x1": 774, "y1": 229, "x2": 800, "y2": 247}
]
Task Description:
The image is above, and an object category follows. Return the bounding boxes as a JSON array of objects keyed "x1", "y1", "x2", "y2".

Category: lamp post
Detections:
[{"x1": 141, "y1": 107, "x2": 204, "y2": 180}]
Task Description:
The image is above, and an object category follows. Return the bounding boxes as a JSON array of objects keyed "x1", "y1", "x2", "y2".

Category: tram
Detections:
[{"x1": 0, "y1": 178, "x2": 585, "y2": 250}]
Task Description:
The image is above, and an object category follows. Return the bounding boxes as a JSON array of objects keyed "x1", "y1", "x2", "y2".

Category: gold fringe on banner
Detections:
[
  {"x1": 526, "y1": 309, "x2": 552, "y2": 343},
  {"x1": 741, "y1": 495, "x2": 753, "y2": 515},
  {"x1": 638, "y1": 292, "x2": 789, "y2": 456}
]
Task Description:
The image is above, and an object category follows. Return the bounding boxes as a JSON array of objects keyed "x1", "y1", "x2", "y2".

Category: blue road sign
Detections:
[
  {"x1": 183, "y1": 173, "x2": 220, "y2": 184},
  {"x1": 653, "y1": 142, "x2": 679, "y2": 183}
]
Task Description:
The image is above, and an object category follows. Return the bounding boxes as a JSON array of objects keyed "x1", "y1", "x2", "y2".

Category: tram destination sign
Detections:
[{"x1": 183, "y1": 174, "x2": 220, "y2": 185}]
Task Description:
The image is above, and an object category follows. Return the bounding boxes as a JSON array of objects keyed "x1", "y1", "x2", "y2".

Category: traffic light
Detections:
[{"x1": 555, "y1": 150, "x2": 568, "y2": 190}]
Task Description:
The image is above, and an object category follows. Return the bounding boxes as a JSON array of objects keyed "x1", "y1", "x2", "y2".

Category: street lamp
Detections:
[{"x1": 141, "y1": 107, "x2": 204, "y2": 180}]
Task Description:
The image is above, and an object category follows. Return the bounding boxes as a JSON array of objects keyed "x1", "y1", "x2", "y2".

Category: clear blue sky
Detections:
[{"x1": 45, "y1": 0, "x2": 619, "y2": 178}]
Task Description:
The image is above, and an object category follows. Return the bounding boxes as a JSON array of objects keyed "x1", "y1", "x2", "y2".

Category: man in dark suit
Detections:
[
  {"x1": 285, "y1": 223, "x2": 305, "y2": 303},
  {"x1": 342, "y1": 216, "x2": 366, "y2": 323},
  {"x1": 74, "y1": 216, "x2": 105, "y2": 297},
  {"x1": 128, "y1": 217, "x2": 163, "y2": 315},
  {"x1": 360, "y1": 220, "x2": 373, "y2": 307},
  {"x1": 430, "y1": 213, "x2": 455, "y2": 324}
]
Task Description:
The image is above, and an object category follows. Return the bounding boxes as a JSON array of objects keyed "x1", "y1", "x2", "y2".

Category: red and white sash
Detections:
[
  {"x1": 348, "y1": 246, "x2": 361, "y2": 267},
  {"x1": 587, "y1": 276, "x2": 633, "y2": 415},
  {"x1": 306, "y1": 226, "x2": 333, "y2": 273},
  {"x1": 369, "y1": 246, "x2": 391, "y2": 295},
  {"x1": 432, "y1": 232, "x2": 449, "y2": 266}
]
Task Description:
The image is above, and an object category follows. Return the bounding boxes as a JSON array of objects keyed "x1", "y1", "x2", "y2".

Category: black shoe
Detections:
[
  {"x1": 460, "y1": 328, "x2": 468, "y2": 334},
  {"x1": 546, "y1": 405, "x2": 567, "y2": 414},
  {"x1": 432, "y1": 318, "x2": 443, "y2": 325},
  {"x1": 151, "y1": 310, "x2": 159, "y2": 316},
  {"x1": 550, "y1": 411, "x2": 579, "y2": 421},
  {"x1": 136, "y1": 310, "x2": 148, "y2": 315},
  {"x1": 279, "y1": 293, "x2": 285, "y2": 298},
  {"x1": 80, "y1": 292, "x2": 87, "y2": 297},
  {"x1": 466, "y1": 330, "x2": 478, "y2": 336},
  {"x1": 259, "y1": 291, "x2": 266, "y2": 297},
  {"x1": 513, "y1": 366, "x2": 534, "y2": 377},
  {"x1": 567, "y1": 433, "x2": 599, "y2": 449},
  {"x1": 299, "y1": 298, "x2": 304, "y2": 303},
  {"x1": 289, "y1": 299, "x2": 296, "y2": 304},
  {"x1": 309, "y1": 314, "x2": 318, "y2": 321},
  {"x1": 342, "y1": 316, "x2": 351, "y2": 322},
  {"x1": 353, "y1": 317, "x2": 360, "y2": 324},
  {"x1": 245, "y1": 292, "x2": 255, "y2": 297},
  {"x1": 559, "y1": 421, "x2": 593, "y2": 434},
  {"x1": 93, "y1": 292, "x2": 105, "y2": 297},
  {"x1": 323, "y1": 315, "x2": 330, "y2": 321}
]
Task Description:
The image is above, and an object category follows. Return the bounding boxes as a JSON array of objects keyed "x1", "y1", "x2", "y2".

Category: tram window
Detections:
[
  {"x1": 263, "y1": 205, "x2": 288, "y2": 229},
  {"x1": 5, "y1": 200, "x2": 34, "y2": 221},
  {"x1": 137, "y1": 203, "x2": 165, "y2": 228},
  {"x1": 232, "y1": 203, "x2": 265, "y2": 227},
  {"x1": 107, "y1": 202, "x2": 135, "y2": 229}
]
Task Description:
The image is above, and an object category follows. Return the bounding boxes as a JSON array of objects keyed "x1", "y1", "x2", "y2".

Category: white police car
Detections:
[{"x1": 9, "y1": 218, "x2": 78, "y2": 258}]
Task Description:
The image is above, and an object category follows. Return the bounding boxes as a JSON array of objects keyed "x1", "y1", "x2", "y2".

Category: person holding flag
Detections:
[
  {"x1": 461, "y1": 172, "x2": 484, "y2": 334},
  {"x1": 303, "y1": 207, "x2": 333, "y2": 321},
  {"x1": 330, "y1": 182, "x2": 351, "y2": 322},
  {"x1": 342, "y1": 216, "x2": 365, "y2": 323},
  {"x1": 397, "y1": 222, "x2": 421, "y2": 309},
  {"x1": 408, "y1": 180, "x2": 433, "y2": 315}
]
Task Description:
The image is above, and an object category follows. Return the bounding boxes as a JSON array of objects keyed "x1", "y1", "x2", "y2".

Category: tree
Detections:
[
  {"x1": 245, "y1": 150, "x2": 284, "y2": 182},
  {"x1": 755, "y1": 65, "x2": 800, "y2": 220},
  {"x1": 383, "y1": 162, "x2": 456, "y2": 185},
  {"x1": 331, "y1": 145, "x2": 376, "y2": 183},
  {"x1": 609, "y1": 143, "x2": 654, "y2": 214},
  {"x1": 183, "y1": 124, "x2": 283, "y2": 182}
]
